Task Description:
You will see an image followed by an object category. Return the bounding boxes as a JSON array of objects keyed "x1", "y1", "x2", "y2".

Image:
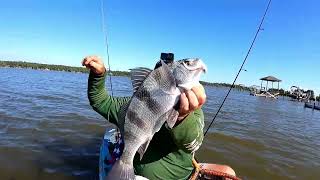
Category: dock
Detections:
[
  {"x1": 250, "y1": 76, "x2": 281, "y2": 99},
  {"x1": 304, "y1": 102, "x2": 320, "y2": 110}
]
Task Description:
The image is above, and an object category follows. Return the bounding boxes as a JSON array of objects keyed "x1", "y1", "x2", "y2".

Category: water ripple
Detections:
[{"x1": 0, "y1": 68, "x2": 320, "y2": 179}]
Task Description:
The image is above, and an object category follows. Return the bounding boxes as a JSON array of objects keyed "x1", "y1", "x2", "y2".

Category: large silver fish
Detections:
[{"x1": 107, "y1": 58, "x2": 207, "y2": 180}]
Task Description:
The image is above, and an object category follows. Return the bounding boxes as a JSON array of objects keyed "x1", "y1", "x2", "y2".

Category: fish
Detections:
[{"x1": 106, "y1": 58, "x2": 207, "y2": 180}]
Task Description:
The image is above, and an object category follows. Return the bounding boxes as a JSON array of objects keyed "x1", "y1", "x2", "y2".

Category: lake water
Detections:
[{"x1": 0, "y1": 68, "x2": 319, "y2": 180}]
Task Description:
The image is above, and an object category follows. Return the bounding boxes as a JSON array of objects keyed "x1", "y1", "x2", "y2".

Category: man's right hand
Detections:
[{"x1": 82, "y1": 56, "x2": 106, "y2": 75}]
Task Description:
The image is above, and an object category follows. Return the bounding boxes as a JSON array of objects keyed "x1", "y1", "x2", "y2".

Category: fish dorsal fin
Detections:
[{"x1": 130, "y1": 67, "x2": 153, "y2": 93}]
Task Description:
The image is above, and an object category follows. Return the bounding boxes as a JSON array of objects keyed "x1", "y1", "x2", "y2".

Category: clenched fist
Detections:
[
  {"x1": 82, "y1": 56, "x2": 106, "y2": 75},
  {"x1": 177, "y1": 85, "x2": 206, "y2": 122}
]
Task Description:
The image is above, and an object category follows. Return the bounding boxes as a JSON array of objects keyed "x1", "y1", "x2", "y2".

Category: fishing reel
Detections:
[
  {"x1": 154, "y1": 52, "x2": 174, "y2": 69},
  {"x1": 161, "y1": 52, "x2": 174, "y2": 64}
]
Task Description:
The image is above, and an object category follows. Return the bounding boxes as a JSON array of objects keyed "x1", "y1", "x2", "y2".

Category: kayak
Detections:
[
  {"x1": 190, "y1": 162, "x2": 240, "y2": 180},
  {"x1": 99, "y1": 128, "x2": 240, "y2": 180}
]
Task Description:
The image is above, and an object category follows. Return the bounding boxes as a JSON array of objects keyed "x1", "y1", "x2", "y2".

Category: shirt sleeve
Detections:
[
  {"x1": 169, "y1": 108, "x2": 204, "y2": 153},
  {"x1": 87, "y1": 71, "x2": 130, "y2": 126}
]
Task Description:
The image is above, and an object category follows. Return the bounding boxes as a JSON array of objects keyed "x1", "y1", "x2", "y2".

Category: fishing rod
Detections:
[
  {"x1": 203, "y1": 0, "x2": 272, "y2": 137},
  {"x1": 100, "y1": 0, "x2": 114, "y2": 96}
]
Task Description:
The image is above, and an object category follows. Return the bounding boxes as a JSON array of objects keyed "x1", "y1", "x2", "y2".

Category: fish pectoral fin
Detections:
[
  {"x1": 130, "y1": 67, "x2": 153, "y2": 93},
  {"x1": 137, "y1": 137, "x2": 152, "y2": 161},
  {"x1": 165, "y1": 109, "x2": 179, "y2": 129}
]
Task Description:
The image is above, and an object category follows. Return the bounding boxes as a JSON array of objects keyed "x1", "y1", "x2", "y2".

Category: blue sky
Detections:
[{"x1": 0, "y1": 0, "x2": 319, "y2": 94}]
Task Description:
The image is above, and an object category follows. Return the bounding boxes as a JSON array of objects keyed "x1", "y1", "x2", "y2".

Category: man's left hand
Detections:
[{"x1": 177, "y1": 85, "x2": 206, "y2": 122}]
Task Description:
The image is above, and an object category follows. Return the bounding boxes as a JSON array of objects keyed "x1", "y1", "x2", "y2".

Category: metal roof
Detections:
[{"x1": 260, "y1": 76, "x2": 282, "y2": 82}]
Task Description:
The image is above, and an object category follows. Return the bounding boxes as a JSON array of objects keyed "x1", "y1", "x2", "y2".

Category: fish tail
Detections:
[{"x1": 106, "y1": 160, "x2": 135, "y2": 180}]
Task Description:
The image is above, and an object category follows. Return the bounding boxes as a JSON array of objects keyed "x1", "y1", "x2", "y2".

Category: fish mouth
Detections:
[
  {"x1": 183, "y1": 59, "x2": 207, "y2": 73},
  {"x1": 197, "y1": 60, "x2": 207, "y2": 73},
  {"x1": 199, "y1": 64, "x2": 207, "y2": 73}
]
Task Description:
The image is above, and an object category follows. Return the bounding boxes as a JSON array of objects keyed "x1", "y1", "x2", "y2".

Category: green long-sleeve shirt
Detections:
[{"x1": 88, "y1": 72, "x2": 204, "y2": 180}]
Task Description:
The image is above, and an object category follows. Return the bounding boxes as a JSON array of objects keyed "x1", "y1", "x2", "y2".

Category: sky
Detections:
[{"x1": 0, "y1": 0, "x2": 319, "y2": 94}]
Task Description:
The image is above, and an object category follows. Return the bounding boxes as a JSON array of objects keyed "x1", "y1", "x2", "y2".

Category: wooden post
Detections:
[{"x1": 266, "y1": 81, "x2": 269, "y2": 91}]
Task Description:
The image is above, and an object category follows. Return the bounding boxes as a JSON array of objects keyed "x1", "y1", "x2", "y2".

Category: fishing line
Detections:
[
  {"x1": 203, "y1": 0, "x2": 272, "y2": 137},
  {"x1": 100, "y1": 0, "x2": 114, "y2": 97}
]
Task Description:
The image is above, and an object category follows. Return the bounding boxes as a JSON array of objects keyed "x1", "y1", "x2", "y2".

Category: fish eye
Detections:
[{"x1": 184, "y1": 60, "x2": 191, "y2": 66}]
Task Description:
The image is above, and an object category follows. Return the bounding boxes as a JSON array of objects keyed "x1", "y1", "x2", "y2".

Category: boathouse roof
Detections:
[{"x1": 260, "y1": 76, "x2": 282, "y2": 82}]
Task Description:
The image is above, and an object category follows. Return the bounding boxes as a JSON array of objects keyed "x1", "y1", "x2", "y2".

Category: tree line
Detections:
[
  {"x1": 199, "y1": 81, "x2": 251, "y2": 91},
  {"x1": 0, "y1": 60, "x2": 130, "y2": 76},
  {"x1": 1, "y1": 60, "x2": 250, "y2": 90},
  {"x1": 1, "y1": 60, "x2": 319, "y2": 100}
]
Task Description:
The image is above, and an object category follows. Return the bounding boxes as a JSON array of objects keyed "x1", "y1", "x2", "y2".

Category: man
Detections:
[{"x1": 83, "y1": 55, "x2": 206, "y2": 179}]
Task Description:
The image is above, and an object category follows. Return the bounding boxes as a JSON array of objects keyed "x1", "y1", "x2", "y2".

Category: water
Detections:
[{"x1": 0, "y1": 68, "x2": 319, "y2": 180}]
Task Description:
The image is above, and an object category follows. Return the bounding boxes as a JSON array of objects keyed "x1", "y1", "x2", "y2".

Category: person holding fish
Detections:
[{"x1": 82, "y1": 55, "x2": 235, "y2": 180}]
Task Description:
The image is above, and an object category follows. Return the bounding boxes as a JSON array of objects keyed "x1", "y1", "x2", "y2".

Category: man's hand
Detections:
[
  {"x1": 82, "y1": 56, "x2": 106, "y2": 75},
  {"x1": 177, "y1": 85, "x2": 206, "y2": 122}
]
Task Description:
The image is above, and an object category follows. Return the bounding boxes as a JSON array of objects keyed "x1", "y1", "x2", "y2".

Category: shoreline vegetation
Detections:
[
  {"x1": 0, "y1": 60, "x2": 129, "y2": 76},
  {"x1": 1, "y1": 60, "x2": 250, "y2": 91},
  {"x1": 1, "y1": 60, "x2": 318, "y2": 99}
]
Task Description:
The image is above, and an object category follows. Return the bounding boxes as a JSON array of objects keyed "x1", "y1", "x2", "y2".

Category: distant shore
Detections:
[
  {"x1": 0, "y1": 60, "x2": 130, "y2": 76},
  {"x1": 0, "y1": 60, "x2": 252, "y2": 92}
]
